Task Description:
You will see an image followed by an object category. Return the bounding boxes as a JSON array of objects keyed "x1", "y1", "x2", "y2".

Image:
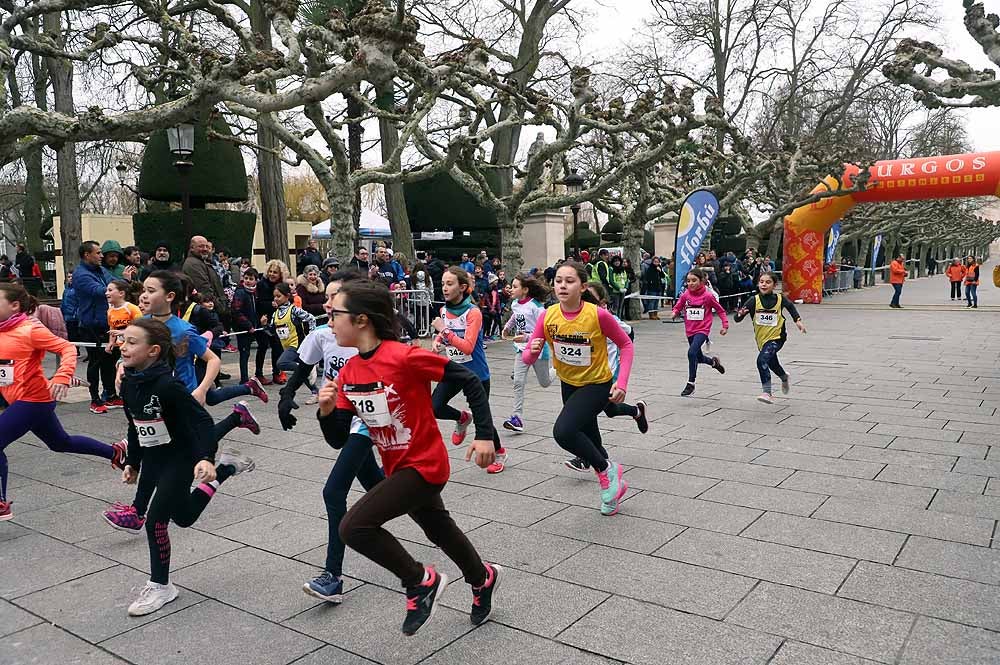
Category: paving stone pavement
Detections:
[{"x1": 3, "y1": 269, "x2": 1000, "y2": 664}]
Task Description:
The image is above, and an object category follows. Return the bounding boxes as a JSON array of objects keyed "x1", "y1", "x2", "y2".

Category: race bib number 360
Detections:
[
  {"x1": 345, "y1": 383, "x2": 391, "y2": 428},
  {"x1": 0, "y1": 360, "x2": 13, "y2": 386},
  {"x1": 134, "y1": 418, "x2": 170, "y2": 447},
  {"x1": 755, "y1": 311, "x2": 779, "y2": 327}
]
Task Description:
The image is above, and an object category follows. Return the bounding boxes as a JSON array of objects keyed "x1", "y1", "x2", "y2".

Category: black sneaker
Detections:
[
  {"x1": 470, "y1": 563, "x2": 502, "y2": 626},
  {"x1": 564, "y1": 456, "x2": 591, "y2": 472},
  {"x1": 681, "y1": 382, "x2": 695, "y2": 397},
  {"x1": 712, "y1": 357, "x2": 725, "y2": 374},
  {"x1": 634, "y1": 400, "x2": 649, "y2": 434},
  {"x1": 402, "y1": 566, "x2": 448, "y2": 636}
]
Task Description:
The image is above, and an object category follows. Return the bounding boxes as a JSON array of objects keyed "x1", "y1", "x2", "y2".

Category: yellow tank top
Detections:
[
  {"x1": 543, "y1": 302, "x2": 612, "y2": 386},
  {"x1": 752, "y1": 294, "x2": 785, "y2": 350},
  {"x1": 273, "y1": 305, "x2": 299, "y2": 350}
]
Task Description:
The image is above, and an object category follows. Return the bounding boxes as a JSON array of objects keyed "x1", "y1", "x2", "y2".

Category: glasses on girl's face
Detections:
[{"x1": 328, "y1": 308, "x2": 354, "y2": 317}]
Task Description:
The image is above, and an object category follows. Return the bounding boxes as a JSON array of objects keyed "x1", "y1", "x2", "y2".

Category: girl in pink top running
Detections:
[{"x1": 671, "y1": 268, "x2": 728, "y2": 396}]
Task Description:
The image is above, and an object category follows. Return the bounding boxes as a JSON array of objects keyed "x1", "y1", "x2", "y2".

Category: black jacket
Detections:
[{"x1": 122, "y1": 361, "x2": 217, "y2": 470}]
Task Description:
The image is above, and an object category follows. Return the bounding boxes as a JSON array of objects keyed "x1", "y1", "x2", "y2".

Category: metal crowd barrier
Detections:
[
  {"x1": 822, "y1": 269, "x2": 856, "y2": 295},
  {"x1": 392, "y1": 289, "x2": 434, "y2": 338}
]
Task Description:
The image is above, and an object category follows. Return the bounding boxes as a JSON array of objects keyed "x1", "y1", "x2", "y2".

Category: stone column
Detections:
[
  {"x1": 522, "y1": 211, "x2": 570, "y2": 271},
  {"x1": 653, "y1": 221, "x2": 678, "y2": 260}
]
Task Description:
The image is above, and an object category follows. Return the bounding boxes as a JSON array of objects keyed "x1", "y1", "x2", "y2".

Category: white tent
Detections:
[{"x1": 311, "y1": 209, "x2": 392, "y2": 239}]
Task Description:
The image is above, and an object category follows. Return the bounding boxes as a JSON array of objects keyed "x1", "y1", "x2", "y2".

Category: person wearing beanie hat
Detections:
[
  {"x1": 321, "y1": 256, "x2": 340, "y2": 285},
  {"x1": 141, "y1": 242, "x2": 175, "y2": 281}
]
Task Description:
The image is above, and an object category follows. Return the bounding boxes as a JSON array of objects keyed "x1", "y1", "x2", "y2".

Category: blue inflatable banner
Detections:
[
  {"x1": 674, "y1": 190, "x2": 721, "y2": 297},
  {"x1": 825, "y1": 222, "x2": 842, "y2": 264}
]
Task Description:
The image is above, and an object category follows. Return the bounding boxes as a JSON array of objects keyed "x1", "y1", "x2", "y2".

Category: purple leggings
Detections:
[{"x1": 0, "y1": 400, "x2": 113, "y2": 500}]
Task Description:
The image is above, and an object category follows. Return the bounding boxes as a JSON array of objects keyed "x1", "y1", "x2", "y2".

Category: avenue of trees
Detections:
[{"x1": 1, "y1": 0, "x2": 999, "y2": 275}]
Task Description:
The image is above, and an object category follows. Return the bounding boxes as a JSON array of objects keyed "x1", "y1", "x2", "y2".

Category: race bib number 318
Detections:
[
  {"x1": 345, "y1": 382, "x2": 392, "y2": 428},
  {"x1": 0, "y1": 360, "x2": 13, "y2": 386}
]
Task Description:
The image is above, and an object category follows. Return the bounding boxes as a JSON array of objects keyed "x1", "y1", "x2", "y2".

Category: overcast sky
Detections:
[{"x1": 583, "y1": 1, "x2": 1000, "y2": 154}]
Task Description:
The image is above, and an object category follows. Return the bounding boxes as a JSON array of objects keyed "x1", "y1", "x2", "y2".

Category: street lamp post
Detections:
[
  {"x1": 115, "y1": 161, "x2": 141, "y2": 214},
  {"x1": 560, "y1": 167, "x2": 586, "y2": 259},
  {"x1": 166, "y1": 123, "x2": 195, "y2": 247}
]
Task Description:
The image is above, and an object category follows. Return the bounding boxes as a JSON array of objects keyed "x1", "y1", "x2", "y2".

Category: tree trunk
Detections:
[
  {"x1": 44, "y1": 12, "x2": 82, "y2": 276},
  {"x1": 250, "y1": 0, "x2": 289, "y2": 265},
  {"x1": 499, "y1": 212, "x2": 523, "y2": 277},
  {"x1": 346, "y1": 91, "x2": 363, "y2": 239},
  {"x1": 766, "y1": 224, "x2": 783, "y2": 263},
  {"x1": 376, "y1": 82, "x2": 414, "y2": 258},
  {"x1": 856, "y1": 236, "x2": 871, "y2": 285}
]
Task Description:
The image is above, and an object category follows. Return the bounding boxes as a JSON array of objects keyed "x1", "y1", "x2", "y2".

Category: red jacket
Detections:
[{"x1": 889, "y1": 260, "x2": 907, "y2": 285}]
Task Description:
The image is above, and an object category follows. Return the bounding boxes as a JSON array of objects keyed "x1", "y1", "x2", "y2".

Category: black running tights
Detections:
[{"x1": 553, "y1": 381, "x2": 611, "y2": 472}]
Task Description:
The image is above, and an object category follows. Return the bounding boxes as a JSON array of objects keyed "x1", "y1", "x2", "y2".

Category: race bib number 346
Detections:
[{"x1": 755, "y1": 311, "x2": 779, "y2": 327}]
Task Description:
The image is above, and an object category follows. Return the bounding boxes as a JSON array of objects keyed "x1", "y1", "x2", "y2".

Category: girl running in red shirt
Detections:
[
  {"x1": 0, "y1": 283, "x2": 125, "y2": 520},
  {"x1": 317, "y1": 280, "x2": 502, "y2": 636}
]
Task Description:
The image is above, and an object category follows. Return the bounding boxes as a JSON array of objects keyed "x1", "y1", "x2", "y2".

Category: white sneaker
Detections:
[
  {"x1": 757, "y1": 393, "x2": 774, "y2": 405},
  {"x1": 128, "y1": 581, "x2": 179, "y2": 616},
  {"x1": 217, "y1": 451, "x2": 255, "y2": 476}
]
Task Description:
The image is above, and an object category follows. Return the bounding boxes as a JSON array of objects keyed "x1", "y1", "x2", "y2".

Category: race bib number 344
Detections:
[{"x1": 686, "y1": 307, "x2": 705, "y2": 321}]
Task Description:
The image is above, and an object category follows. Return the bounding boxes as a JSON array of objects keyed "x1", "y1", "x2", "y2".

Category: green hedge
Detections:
[
  {"x1": 404, "y1": 172, "x2": 499, "y2": 232},
  {"x1": 138, "y1": 118, "x2": 248, "y2": 205},
  {"x1": 131, "y1": 209, "x2": 257, "y2": 260}
]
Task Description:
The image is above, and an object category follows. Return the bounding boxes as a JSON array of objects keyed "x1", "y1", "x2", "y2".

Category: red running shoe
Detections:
[
  {"x1": 110, "y1": 439, "x2": 127, "y2": 470},
  {"x1": 246, "y1": 376, "x2": 269, "y2": 404},
  {"x1": 273, "y1": 372, "x2": 288, "y2": 385},
  {"x1": 104, "y1": 397, "x2": 124, "y2": 409},
  {"x1": 451, "y1": 411, "x2": 471, "y2": 446},
  {"x1": 254, "y1": 375, "x2": 273, "y2": 386},
  {"x1": 89, "y1": 401, "x2": 108, "y2": 415},
  {"x1": 0, "y1": 500, "x2": 12, "y2": 521}
]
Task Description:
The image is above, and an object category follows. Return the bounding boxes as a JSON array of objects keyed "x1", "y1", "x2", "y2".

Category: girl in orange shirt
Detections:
[{"x1": 0, "y1": 283, "x2": 126, "y2": 521}]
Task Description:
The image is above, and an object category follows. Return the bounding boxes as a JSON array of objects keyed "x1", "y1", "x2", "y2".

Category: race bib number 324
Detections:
[{"x1": 555, "y1": 342, "x2": 591, "y2": 367}]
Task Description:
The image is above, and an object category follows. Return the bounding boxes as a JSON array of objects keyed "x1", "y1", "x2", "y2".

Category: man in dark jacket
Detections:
[
  {"x1": 141, "y1": 242, "x2": 175, "y2": 280},
  {"x1": 182, "y1": 236, "x2": 227, "y2": 315},
  {"x1": 348, "y1": 247, "x2": 370, "y2": 273},
  {"x1": 423, "y1": 250, "x2": 446, "y2": 302},
  {"x1": 14, "y1": 244, "x2": 35, "y2": 278},
  {"x1": 296, "y1": 239, "x2": 323, "y2": 274},
  {"x1": 72, "y1": 241, "x2": 117, "y2": 413}
]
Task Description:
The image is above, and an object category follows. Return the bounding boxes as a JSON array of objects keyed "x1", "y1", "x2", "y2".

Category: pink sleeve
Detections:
[
  {"x1": 671, "y1": 292, "x2": 686, "y2": 317},
  {"x1": 597, "y1": 308, "x2": 633, "y2": 390},
  {"x1": 520, "y1": 312, "x2": 548, "y2": 365},
  {"x1": 710, "y1": 294, "x2": 729, "y2": 328}
]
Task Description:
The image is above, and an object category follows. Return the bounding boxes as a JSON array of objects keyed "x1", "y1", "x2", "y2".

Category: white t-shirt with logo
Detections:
[{"x1": 298, "y1": 325, "x2": 367, "y2": 436}]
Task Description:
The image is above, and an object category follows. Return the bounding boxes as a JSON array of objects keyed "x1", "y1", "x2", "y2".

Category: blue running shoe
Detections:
[
  {"x1": 598, "y1": 461, "x2": 627, "y2": 516},
  {"x1": 303, "y1": 571, "x2": 343, "y2": 603}
]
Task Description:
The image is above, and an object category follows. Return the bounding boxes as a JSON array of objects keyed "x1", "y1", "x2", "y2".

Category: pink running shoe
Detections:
[
  {"x1": 451, "y1": 411, "x2": 471, "y2": 446},
  {"x1": 233, "y1": 401, "x2": 260, "y2": 435},
  {"x1": 103, "y1": 503, "x2": 145, "y2": 534},
  {"x1": 246, "y1": 376, "x2": 269, "y2": 404}
]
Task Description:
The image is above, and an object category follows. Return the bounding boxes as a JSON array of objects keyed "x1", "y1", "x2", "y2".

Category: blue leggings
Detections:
[
  {"x1": 686, "y1": 333, "x2": 715, "y2": 382},
  {"x1": 0, "y1": 400, "x2": 113, "y2": 500},
  {"x1": 757, "y1": 340, "x2": 787, "y2": 394},
  {"x1": 323, "y1": 433, "x2": 385, "y2": 575}
]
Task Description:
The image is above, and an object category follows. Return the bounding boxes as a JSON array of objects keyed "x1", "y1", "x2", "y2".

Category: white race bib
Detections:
[
  {"x1": 346, "y1": 386, "x2": 391, "y2": 428},
  {"x1": 555, "y1": 341, "x2": 591, "y2": 367},
  {"x1": 134, "y1": 418, "x2": 170, "y2": 447},
  {"x1": 276, "y1": 325, "x2": 290, "y2": 340},
  {"x1": 445, "y1": 345, "x2": 470, "y2": 363},
  {"x1": 0, "y1": 360, "x2": 13, "y2": 386},
  {"x1": 755, "y1": 311, "x2": 779, "y2": 327},
  {"x1": 686, "y1": 307, "x2": 705, "y2": 321}
]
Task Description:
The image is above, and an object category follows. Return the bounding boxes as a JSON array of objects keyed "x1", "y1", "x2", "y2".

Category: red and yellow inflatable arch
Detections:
[{"x1": 783, "y1": 151, "x2": 1000, "y2": 303}]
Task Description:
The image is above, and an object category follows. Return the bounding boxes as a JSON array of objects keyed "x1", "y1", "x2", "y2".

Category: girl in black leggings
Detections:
[
  {"x1": 522, "y1": 262, "x2": 636, "y2": 516},
  {"x1": 116, "y1": 319, "x2": 254, "y2": 618}
]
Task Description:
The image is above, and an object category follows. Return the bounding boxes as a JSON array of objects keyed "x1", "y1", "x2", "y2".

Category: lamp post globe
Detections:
[{"x1": 167, "y1": 123, "x2": 196, "y2": 245}]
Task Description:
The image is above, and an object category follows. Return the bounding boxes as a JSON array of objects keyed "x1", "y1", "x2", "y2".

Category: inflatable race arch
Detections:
[{"x1": 782, "y1": 151, "x2": 1000, "y2": 303}]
